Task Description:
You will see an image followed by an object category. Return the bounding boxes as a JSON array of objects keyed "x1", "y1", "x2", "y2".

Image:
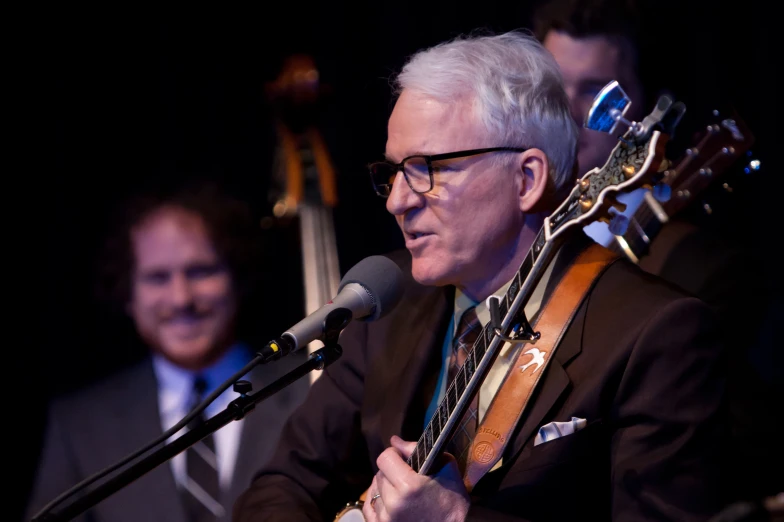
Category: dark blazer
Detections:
[
  {"x1": 637, "y1": 218, "x2": 781, "y2": 502},
  {"x1": 233, "y1": 236, "x2": 728, "y2": 522},
  {"x1": 638, "y1": 218, "x2": 750, "y2": 326},
  {"x1": 25, "y1": 349, "x2": 311, "y2": 522}
]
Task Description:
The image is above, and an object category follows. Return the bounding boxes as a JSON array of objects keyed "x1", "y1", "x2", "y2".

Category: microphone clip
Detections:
[
  {"x1": 311, "y1": 308, "x2": 350, "y2": 370},
  {"x1": 321, "y1": 307, "x2": 352, "y2": 346},
  {"x1": 256, "y1": 307, "x2": 352, "y2": 364}
]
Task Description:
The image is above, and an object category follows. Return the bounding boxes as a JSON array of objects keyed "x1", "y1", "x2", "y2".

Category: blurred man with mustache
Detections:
[{"x1": 26, "y1": 181, "x2": 310, "y2": 522}]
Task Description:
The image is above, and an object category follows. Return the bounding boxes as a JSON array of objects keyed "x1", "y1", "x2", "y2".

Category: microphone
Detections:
[{"x1": 258, "y1": 255, "x2": 405, "y2": 362}]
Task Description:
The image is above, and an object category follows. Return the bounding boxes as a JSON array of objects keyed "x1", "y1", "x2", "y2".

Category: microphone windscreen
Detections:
[{"x1": 338, "y1": 255, "x2": 404, "y2": 322}]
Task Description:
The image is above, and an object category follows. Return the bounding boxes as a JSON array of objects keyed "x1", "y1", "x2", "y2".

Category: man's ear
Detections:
[{"x1": 517, "y1": 148, "x2": 550, "y2": 213}]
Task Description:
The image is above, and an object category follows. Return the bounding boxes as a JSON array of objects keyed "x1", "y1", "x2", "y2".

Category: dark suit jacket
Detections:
[
  {"x1": 637, "y1": 218, "x2": 781, "y2": 501},
  {"x1": 233, "y1": 236, "x2": 727, "y2": 521},
  {"x1": 25, "y1": 349, "x2": 311, "y2": 522},
  {"x1": 638, "y1": 218, "x2": 750, "y2": 326}
]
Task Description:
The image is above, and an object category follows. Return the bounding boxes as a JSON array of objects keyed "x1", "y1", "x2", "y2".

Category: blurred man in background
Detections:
[
  {"x1": 534, "y1": 0, "x2": 649, "y2": 250},
  {"x1": 534, "y1": 0, "x2": 779, "y2": 505},
  {"x1": 25, "y1": 181, "x2": 310, "y2": 522},
  {"x1": 533, "y1": 0, "x2": 751, "y2": 325}
]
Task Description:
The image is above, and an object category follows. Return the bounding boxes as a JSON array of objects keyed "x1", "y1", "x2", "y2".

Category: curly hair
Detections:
[{"x1": 95, "y1": 179, "x2": 264, "y2": 336}]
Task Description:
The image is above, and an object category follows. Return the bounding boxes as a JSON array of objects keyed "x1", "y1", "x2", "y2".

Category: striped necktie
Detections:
[
  {"x1": 180, "y1": 376, "x2": 225, "y2": 522},
  {"x1": 446, "y1": 306, "x2": 482, "y2": 473}
]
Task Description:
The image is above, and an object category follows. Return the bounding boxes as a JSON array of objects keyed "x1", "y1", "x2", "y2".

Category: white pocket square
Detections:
[{"x1": 534, "y1": 417, "x2": 587, "y2": 446}]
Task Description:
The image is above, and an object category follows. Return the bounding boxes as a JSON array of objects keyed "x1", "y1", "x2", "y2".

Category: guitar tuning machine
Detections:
[
  {"x1": 652, "y1": 183, "x2": 672, "y2": 202},
  {"x1": 487, "y1": 296, "x2": 540, "y2": 345},
  {"x1": 657, "y1": 158, "x2": 672, "y2": 172},
  {"x1": 744, "y1": 158, "x2": 761, "y2": 174},
  {"x1": 607, "y1": 214, "x2": 630, "y2": 236},
  {"x1": 585, "y1": 80, "x2": 636, "y2": 135},
  {"x1": 605, "y1": 193, "x2": 628, "y2": 213}
]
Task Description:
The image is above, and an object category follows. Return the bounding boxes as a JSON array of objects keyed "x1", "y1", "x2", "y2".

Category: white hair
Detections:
[{"x1": 393, "y1": 30, "x2": 578, "y2": 193}]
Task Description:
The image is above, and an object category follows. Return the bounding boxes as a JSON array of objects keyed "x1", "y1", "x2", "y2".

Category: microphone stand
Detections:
[{"x1": 33, "y1": 309, "x2": 351, "y2": 522}]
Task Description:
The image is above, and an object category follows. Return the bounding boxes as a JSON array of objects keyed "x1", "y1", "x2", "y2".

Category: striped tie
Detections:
[
  {"x1": 180, "y1": 376, "x2": 224, "y2": 522},
  {"x1": 447, "y1": 306, "x2": 482, "y2": 473}
]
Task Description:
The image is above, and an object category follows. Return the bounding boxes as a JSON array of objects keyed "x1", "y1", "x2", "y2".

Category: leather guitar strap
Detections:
[{"x1": 462, "y1": 242, "x2": 619, "y2": 492}]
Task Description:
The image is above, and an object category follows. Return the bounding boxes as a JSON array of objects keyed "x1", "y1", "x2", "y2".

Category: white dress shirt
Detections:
[
  {"x1": 152, "y1": 344, "x2": 253, "y2": 491},
  {"x1": 425, "y1": 247, "x2": 559, "y2": 427}
]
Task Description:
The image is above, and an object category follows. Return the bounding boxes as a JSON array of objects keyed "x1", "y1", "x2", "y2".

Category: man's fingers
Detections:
[
  {"x1": 376, "y1": 446, "x2": 416, "y2": 491},
  {"x1": 362, "y1": 475, "x2": 381, "y2": 521},
  {"x1": 390, "y1": 435, "x2": 417, "y2": 459}
]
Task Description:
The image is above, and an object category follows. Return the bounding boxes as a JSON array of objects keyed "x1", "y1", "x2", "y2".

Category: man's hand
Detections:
[{"x1": 362, "y1": 435, "x2": 470, "y2": 522}]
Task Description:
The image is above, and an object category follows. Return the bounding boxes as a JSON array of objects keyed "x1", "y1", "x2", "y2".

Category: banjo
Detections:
[{"x1": 335, "y1": 80, "x2": 685, "y2": 520}]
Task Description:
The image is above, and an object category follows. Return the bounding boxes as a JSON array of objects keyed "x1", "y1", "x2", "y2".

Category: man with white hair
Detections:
[{"x1": 233, "y1": 31, "x2": 726, "y2": 521}]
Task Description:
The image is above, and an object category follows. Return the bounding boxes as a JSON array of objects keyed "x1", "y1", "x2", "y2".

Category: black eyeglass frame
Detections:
[{"x1": 368, "y1": 146, "x2": 528, "y2": 197}]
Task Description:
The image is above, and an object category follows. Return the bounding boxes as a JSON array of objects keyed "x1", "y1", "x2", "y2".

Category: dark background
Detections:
[{"x1": 12, "y1": 1, "x2": 777, "y2": 520}]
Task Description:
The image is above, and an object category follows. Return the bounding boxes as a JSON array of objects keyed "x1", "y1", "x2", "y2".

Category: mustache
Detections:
[{"x1": 158, "y1": 303, "x2": 213, "y2": 321}]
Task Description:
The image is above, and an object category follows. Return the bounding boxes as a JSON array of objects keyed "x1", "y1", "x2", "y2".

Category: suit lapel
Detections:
[
  {"x1": 230, "y1": 417, "x2": 258, "y2": 512},
  {"x1": 105, "y1": 359, "x2": 187, "y2": 522},
  {"x1": 375, "y1": 285, "x2": 453, "y2": 452},
  {"x1": 230, "y1": 364, "x2": 261, "y2": 499},
  {"x1": 503, "y1": 358, "x2": 571, "y2": 463},
  {"x1": 227, "y1": 361, "x2": 301, "y2": 510},
  {"x1": 224, "y1": 363, "x2": 261, "y2": 516},
  {"x1": 493, "y1": 235, "x2": 593, "y2": 470}
]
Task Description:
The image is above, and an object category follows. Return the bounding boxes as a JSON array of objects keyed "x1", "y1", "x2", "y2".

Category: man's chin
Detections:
[
  {"x1": 158, "y1": 338, "x2": 220, "y2": 370},
  {"x1": 410, "y1": 260, "x2": 449, "y2": 288}
]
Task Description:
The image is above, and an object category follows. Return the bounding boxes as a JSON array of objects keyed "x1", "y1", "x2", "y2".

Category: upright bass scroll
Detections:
[{"x1": 265, "y1": 54, "x2": 342, "y2": 383}]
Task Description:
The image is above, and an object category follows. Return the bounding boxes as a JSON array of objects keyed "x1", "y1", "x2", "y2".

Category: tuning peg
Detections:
[
  {"x1": 584, "y1": 80, "x2": 633, "y2": 134},
  {"x1": 608, "y1": 214, "x2": 630, "y2": 236},
  {"x1": 272, "y1": 195, "x2": 298, "y2": 218},
  {"x1": 652, "y1": 183, "x2": 672, "y2": 202},
  {"x1": 579, "y1": 193, "x2": 594, "y2": 211},
  {"x1": 723, "y1": 183, "x2": 733, "y2": 193},
  {"x1": 744, "y1": 158, "x2": 761, "y2": 174},
  {"x1": 610, "y1": 198, "x2": 627, "y2": 213}
]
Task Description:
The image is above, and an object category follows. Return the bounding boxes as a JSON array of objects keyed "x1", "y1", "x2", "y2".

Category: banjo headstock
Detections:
[{"x1": 546, "y1": 81, "x2": 686, "y2": 241}]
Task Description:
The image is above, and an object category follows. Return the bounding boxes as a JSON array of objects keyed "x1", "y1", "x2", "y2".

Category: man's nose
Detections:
[
  {"x1": 386, "y1": 171, "x2": 424, "y2": 216},
  {"x1": 169, "y1": 272, "x2": 194, "y2": 307}
]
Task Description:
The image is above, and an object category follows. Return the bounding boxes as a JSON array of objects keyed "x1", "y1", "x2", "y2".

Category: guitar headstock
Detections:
[
  {"x1": 656, "y1": 106, "x2": 757, "y2": 217},
  {"x1": 546, "y1": 81, "x2": 686, "y2": 241}
]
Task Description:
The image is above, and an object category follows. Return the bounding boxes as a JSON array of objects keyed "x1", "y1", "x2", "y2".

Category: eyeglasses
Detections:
[{"x1": 368, "y1": 147, "x2": 528, "y2": 198}]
